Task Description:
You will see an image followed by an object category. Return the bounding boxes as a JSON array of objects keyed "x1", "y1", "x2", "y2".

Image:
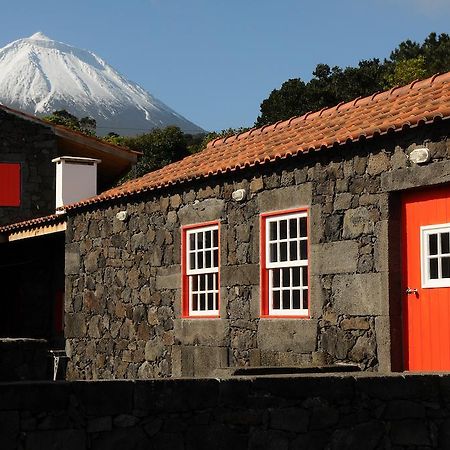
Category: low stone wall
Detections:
[
  {"x1": 0, "y1": 338, "x2": 48, "y2": 381},
  {"x1": 1, "y1": 373, "x2": 450, "y2": 449}
]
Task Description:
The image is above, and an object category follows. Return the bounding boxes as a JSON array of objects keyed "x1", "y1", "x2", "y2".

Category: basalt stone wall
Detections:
[
  {"x1": 2, "y1": 374, "x2": 450, "y2": 449},
  {"x1": 65, "y1": 122, "x2": 450, "y2": 380},
  {"x1": 0, "y1": 110, "x2": 58, "y2": 226}
]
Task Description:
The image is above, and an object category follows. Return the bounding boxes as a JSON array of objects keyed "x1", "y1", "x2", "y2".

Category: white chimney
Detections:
[{"x1": 52, "y1": 156, "x2": 101, "y2": 210}]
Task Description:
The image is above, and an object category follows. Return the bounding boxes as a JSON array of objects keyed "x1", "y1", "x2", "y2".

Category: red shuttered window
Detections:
[{"x1": 0, "y1": 163, "x2": 21, "y2": 206}]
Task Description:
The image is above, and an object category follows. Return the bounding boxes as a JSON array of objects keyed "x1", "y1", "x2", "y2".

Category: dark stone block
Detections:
[
  {"x1": 0, "y1": 411, "x2": 19, "y2": 450},
  {"x1": 186, "y1": 424, "x2": 247, "y2": 450},
  {"x1": 25, "y1": 429, "x2": 86, "y2": 450},
  {"x1": 248, "y1": 430, "x2": 288, "y2": 450},
  {"x1": 91, "y1": 427, "x2": 150, "y2": 450},
  {"x1": 390, "y1": 419, "x2": 430, "y2": 446},
  {"x1": 72, "y1": 380, "x2": 133, "y2": 415},
  {"x1": 270, "y1": 407, "x2": 309, "y2": 432},
  {"x1": 384, "y1": 400, "x2": 426, "y2": 419},
  {"x1": 330, "y1": 421, "x2": 385, "y2": 450}
]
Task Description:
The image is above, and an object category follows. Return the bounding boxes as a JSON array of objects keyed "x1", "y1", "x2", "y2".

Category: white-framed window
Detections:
[
  {"x1": 262, "y1": 210, "x2": 309, "y2": 316},
  {"x1": 183, "y1": 223, "x2": 219, "y2": 317},
  {"x1": 421, "y1": 223, "x2": 450, "y2": 288}
]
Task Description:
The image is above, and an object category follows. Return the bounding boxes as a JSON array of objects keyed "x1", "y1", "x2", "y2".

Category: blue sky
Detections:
[{"x1": 1, "y1": 0, "x2": 449, "y2": 132}]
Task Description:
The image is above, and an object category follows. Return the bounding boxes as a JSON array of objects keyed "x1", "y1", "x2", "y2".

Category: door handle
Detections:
[{"x1": 405, "y1": 287, "x2": 418, "y2": 295}]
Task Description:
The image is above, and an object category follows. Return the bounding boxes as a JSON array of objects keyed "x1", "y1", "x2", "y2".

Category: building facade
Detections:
[{"x1": 64, "y1": 74, "x2": 450, "y2": 379}]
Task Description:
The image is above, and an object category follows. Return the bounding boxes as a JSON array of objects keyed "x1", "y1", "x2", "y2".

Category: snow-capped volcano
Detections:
[{"x1": 0, "y1": 32, "x2": 204, "y2": 135}]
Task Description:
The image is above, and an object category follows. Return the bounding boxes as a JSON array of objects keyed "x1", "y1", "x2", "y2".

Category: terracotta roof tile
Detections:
[
  {"x1": 0, "y1": 213, "x2": 66, "y2": 234},
  {"x1": 65, "y1": 72, "x2": 450, "y2": 211}
]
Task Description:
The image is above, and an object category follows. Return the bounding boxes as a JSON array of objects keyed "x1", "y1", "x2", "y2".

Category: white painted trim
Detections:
[{"x1": 420, "y1": 223, "x2": 450, "y2": 288}]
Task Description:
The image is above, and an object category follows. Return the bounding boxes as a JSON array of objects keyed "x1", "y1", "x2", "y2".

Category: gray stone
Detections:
[
  {"x1": 174, "y1": 319, "x2": 230, "y2": 346},
  {"x1": 340, "y1": 317, "x2": 370, "y2": 330},
  {"x1": 320, "y1": 327, "x2": 354, "y2": 359},
  {"x1": 178, "y1": 198, "x2": 225, "y2": 225},
  {"x1": 343, "y1": 206, "x2": 374, "y2": 238},
  {"x1": 348, "y1": 334, "x2": 376, "y2": 363},
  {"x1": 221, "y1": 264, "x2": 259, "y2": 287},
  {"x1": 65, "y1": 244, "x2": 81, "y2": 275},
  {"x1": 257, "y1": 183, "x2": 312, "y2": 212},
  {"x1": 310, "y1": 241, "x2": 358, "y2": 275},
  {"x1": 193, "y1": 346, "x2": 228, "y2": 377},
  {"x1": 257, "y1": 319, "x2": 317, "y2": 352},
  {"x1": 332, "y1": 273, "x2": 385, "y2": 315},
  {"x1": 381, "y1": 159, "x2": 450, "y2": 192}
]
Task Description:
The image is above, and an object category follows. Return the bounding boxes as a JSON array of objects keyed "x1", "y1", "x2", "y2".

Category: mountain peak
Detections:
[
  {"x1": 28, "y1": 32, "x2": 52, "y2": 41},
  {"x1": 0, "y1": 34, "x2": 203, "y2": 136}
]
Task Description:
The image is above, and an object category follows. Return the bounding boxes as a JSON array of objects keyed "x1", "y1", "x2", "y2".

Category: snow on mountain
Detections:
[{"x1": 0, "y1": 32, "x2": 204, "y2": 135}]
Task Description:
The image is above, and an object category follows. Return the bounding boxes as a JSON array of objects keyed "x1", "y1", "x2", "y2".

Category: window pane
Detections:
[
  {"x1": 293, "y1": 290, "x2": 301, "y2": 309},
  {"x1": 282, "y1": 268, "x2": 290, "y2": 287},
  {"x1": 273, "y1": 290, "x2": 280, "y2": 309},
  {"x1": 213, "y1": 249, "x2": 219, "y2": 267},
  {"x1": 213, "y1": 229, "x2": 218, "y2": 247},
  {"x1": 430, "y1": 258, "x2": 439, "y2": 279},
  {"x1": 197, "y1": 232, "x2": 203, "y2": 249},
  {"x1": 269, "y1": 222, "x2": 277, "y2": 241},
  {"x1": 214, "y1": 292, "x2": 218, "y2": 310},
  {"x1": 197, "y1": 252, "x2": 204, "y2": 269},
  {"x1": 208, "y1": 293, "x2": 214, "y2": 310},
  {"x1": 443, "y1": 257, "x2": 450, "y2": 278},
  {"x1": 205, "y1": 251, "x2": 211, "y2": 268},
  {"x1": 300, "y1": 240, "x2": 308, "y2": 260},
  {"x1": 270, "y1": 243, "x2": 278, "y2": 262},
  {"x1": 282, "y1": 290, "x2": 290, "y2": 309},
  {"x1": 280, "y1": 242, "x2": 288, "y2": 261},
  {"x1": 289, "y1": 241, "x2": 298, "y2": 261},
  {"x1": 189, "y1": 253, "x2": 196, "y2": 270},
  {"x1": 300, "y1": 217, "x2": 307, "y2": 237},
  {"x1": 429, "y1": 234, "x2": 438, "y2": 255},
  {"x1": 280, "y1": 220, "x2": 288, "y2": 239},
  {"x1": 302, "y1": 267, "x2": 308, "y2": 287},
  {"x1": 293, "y1": 267, "x2": 300, "y2": 286},
  {"x1": 192, "y1": 294, "x2": 198, "y2": 311},
  {"x1": 199, "y1": 293, "x2": 206, "y2": 310},
  {"x1": 273, "y1": 269, "x2": 280, "y2": 287},
  {"x1": 205, "y1": 230, "x2": 212, "y2": 248},
  {"x1": 207, "y1": 273, "x2": 214, "y2": 290},
  {"x1": 192, "y1": 275, "x2": 198, "y2": 292},
  {"x1": 289, "y1": 219, "x2": 297, "y2": 238},
  {"x1": 442, "y1": 233, "x2": 450, "y2": 254},
  {"x1": 200, "y1": 274, "x2": 206, "y2": 290},
  {"x1": 189, "y1": 234, "x2": 196, "y2": 250}
]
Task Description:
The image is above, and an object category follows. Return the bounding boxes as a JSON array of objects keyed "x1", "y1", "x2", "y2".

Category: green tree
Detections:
[
  {"x1": 118, "y1": 126, "x2": 190, "y2": 181},
  {"x1": 256, "y1": 32, "x2": 449, "y2": 127},
  {"x1": 43, "y1": 110, "x2": 97, "y2": 136}
]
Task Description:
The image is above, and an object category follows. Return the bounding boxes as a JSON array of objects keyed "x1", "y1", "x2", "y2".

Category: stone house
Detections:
[
  {"x1": 0, "y1": 105, "x2": 137, "y2": 349},
  {"x1": 63, "y1": 73, "x2": 450, "y2": 380}
]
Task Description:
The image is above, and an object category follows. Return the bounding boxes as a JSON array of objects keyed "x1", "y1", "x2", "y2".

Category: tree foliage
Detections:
[
  {"x1": 112, "y1": 126, "x2": 191, "y2": 182},
  {"x1": 256, "y1": 32, "x2": 450, "y2": 126},
  {"x1": 43, "y1": 110, "x2": 97, "y2": 136}
]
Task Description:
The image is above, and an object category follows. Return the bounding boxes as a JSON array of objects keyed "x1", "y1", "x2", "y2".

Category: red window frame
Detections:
[
  {"x1": 260, "y1": 207, "x2": 310, "y2": 318},
  {"x1": 0, "y1": 163, "x2": 21, "y2": 207},
  {"x1": 181, "y1": 221, "x2": 221, "y2": 318}
]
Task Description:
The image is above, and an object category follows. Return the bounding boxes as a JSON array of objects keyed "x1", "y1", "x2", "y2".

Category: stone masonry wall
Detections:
[
  {"x1": 65, "y1": 121, "x2": 450, "y2": 379},
  {"x1": 0, "y1": 110, "x2": 58, "y2": 226},
  {"x1": 2, "y1": 374, "x2": 450, "y2": 449}
]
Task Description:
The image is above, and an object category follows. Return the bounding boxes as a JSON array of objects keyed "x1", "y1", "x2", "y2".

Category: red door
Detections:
[{"x1": 402, "y1": 185, "x2": 450, "y2": 371}]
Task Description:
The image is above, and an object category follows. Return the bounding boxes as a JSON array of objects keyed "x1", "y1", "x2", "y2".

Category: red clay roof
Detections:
[
  {"x1": 0, "y1": 213, "x2": 66, "y2": 234},
  {"x1": 65, "y1": 72, "x2": 450, "y2": 211}
]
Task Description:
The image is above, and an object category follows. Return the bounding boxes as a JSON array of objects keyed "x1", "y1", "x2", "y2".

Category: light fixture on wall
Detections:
[
  {"x1": 116, "y1": 211, "x2": 128, "y2": 221},
  {"x1": 409, "y1": 147, "x2": 430, "y2": 165},
  {"x1": 232, "y1": 188, "x2": 246, "y2": 202}
]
